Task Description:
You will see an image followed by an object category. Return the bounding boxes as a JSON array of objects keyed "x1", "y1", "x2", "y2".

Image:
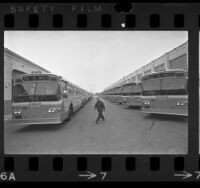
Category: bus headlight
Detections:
[
  {"x1": 142, "y1": 101, "x2": 150, "y2": 105},
  {"x1": 48, "y1": 108, "x2": 61, "y2": 113},
  {"x1": 13, "y1": 109, "x2": 22, "y2": 114},
  {"x1": 176, "y1": 101, "x2": 188, "y2": 106},
  {"x1": 13, "y1": 109, "x2": 23, "y2": 119}
]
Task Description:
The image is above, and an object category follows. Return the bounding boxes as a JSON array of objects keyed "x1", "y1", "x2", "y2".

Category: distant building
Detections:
[
  {"x1": 104, "y1": 41, "x2": 188, "y2": 91},
  {"x1": 4, "y1": 48, "x2": 50, "y2": 116}
]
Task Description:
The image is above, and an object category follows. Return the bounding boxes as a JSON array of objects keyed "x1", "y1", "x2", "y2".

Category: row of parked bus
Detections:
[
  {"x1": 100, "y1": 69, "x2": 188, "y2": 116},
  {"x1": 10, "y1": 72, "x2": 92, "y2": 125}
]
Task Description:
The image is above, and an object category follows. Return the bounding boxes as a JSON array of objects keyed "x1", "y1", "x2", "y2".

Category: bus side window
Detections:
[
  {"x1": 65, "y1": 83, "x2": 67, "y2": 92},
  {"x1": 70, "y1": 86, "x2": 73, "y2": 95},
  {"x1": 67, "y1": 84, "x2": 70, "y2": 94},
  {"x1": 71, "y1": 87, "x2": 73, "y2": 95},
  {"x1": 67, "y1": 85, "x2": 73, "y2": 95},
  {"x1": 61, "y1": 81, "x2": 65, "y2": 92}
]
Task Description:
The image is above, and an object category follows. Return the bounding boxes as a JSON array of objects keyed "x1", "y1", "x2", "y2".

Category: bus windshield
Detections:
[
  {"x1": 142, "y1": 79, "x2": 161, "y2": 95},
  {"x1": 142, "y1": 78, "x2": 187, "y2": 96},
  {"x1": 161, "y1": 78, "x2": 187, "y2": 95},
  {"x1": 123, "y1": 85, "x2": 132, "y2": 93},
  {"x1": 13, "y1": 82, "x2": 61, "y2": 102},
  {"x1": 123, "y1": 84, "x2": 141, "y2": 95},
  {"x1": 114, "y1": 87, "x2": 123, "y2": 94},
  {"x1": 132, "y1": 84, "x2": 142, "y2": 94}
]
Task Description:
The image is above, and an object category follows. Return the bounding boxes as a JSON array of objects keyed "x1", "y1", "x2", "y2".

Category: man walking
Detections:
[{"x1": 94, "y1": 97, "x2": 105, "y2": 124}]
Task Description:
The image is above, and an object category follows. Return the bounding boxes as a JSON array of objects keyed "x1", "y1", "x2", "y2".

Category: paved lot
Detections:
[{"x1": 4, "y1": 97, "x2": 188, "y2": 154}]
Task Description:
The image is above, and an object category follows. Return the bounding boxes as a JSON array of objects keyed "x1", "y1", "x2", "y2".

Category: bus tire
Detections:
[{"x1": 68, "y1": 105, "x2": 73, "y2": 120}]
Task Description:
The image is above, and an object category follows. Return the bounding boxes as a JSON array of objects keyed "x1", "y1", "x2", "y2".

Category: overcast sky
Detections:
[{"x1": 4, "y1": 31, "x2": 187, "y2": 93}]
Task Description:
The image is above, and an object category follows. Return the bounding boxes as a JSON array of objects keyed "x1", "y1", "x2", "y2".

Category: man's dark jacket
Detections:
[{"x1": 95, "y1": 101, "x2": 105, "y2": 112}]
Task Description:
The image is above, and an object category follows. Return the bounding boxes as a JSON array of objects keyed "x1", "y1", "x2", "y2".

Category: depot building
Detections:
[
  {"x1": 4, "y1": 48, "x2": 50, "y2": 117},
  {"x1": 105, "y1": 41, "x2": 188, "y2": 91}
]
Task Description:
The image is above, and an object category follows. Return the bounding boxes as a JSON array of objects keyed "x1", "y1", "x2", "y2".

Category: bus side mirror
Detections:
[{"x1": 62, "y1": 90, "x2": 69, "y2": 98}]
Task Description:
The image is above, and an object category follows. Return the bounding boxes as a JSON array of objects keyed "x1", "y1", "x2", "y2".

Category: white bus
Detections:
[
  {"x1": 10, "y1": 73, "x2": 91, "y2": 125},
  {"x1": 121, "y1": 82, "x2": 142, "y2": 107},
  {"x1": 112, "y1": 86, "x2": 123, "y2": 104},
  {"x1": 141, "y1": 69, "x2": 188, "y2": 116}
]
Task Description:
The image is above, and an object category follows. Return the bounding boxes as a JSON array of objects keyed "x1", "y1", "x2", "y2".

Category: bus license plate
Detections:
[{"x1": 29, "y1": 102, "x2": 41, "y2": 107}]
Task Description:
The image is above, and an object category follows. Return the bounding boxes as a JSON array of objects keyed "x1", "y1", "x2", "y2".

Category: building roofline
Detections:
[
  {"x1": 4, "y1": 48, "x2": 91, "y2": 93},
  {"x1": 143, "y1": 40, "x2": 188, "y2": 68},
  {"x1": 4, "y1": 48, "x2": 51, "y2": 73}
]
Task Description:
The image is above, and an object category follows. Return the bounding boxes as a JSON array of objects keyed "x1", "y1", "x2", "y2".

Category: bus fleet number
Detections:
[{"x1": 0, "y1": 172, "x2": 16, "y2": 181}]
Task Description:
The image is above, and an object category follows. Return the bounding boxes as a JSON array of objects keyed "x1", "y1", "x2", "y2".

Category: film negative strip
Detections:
[{"x1": 0, "y1": 2, "x2": 200, "y2": 182}]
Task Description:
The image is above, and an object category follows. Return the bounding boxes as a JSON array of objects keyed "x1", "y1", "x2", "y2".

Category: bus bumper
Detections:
[
  {"x1": 122, "y1": 102, "x2": 141, "y2": 107},
  {"x1": 141, "y1": 108, "x2": 188, "y2": 116},
  {"x1": 8, "y1": 117, "x2": 63, "y2": 125}
]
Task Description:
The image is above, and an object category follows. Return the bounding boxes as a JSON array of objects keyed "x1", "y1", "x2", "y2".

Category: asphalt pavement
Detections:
[{"x1": 4, "y1": 97, "x2": 188, "y2": 154}]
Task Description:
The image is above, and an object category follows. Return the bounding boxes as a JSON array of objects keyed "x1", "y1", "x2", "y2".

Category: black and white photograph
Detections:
[{"x1": 4, "y1": 31, "x2": 188, "y2": 154}]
